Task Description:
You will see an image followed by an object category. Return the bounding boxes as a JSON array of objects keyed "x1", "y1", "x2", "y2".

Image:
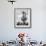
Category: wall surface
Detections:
[{"x1": 0, "y1": 0, "x2": 46, "y2": 42}]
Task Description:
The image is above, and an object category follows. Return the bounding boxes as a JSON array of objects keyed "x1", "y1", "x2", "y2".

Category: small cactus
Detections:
[{"x1": 21, "y1": 11, "x2": 27, "y2": 24}]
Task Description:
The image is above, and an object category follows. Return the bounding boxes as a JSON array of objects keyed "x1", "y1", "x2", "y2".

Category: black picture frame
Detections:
[{"x1": 14, "y1": 8, "x2": 32, "y2": 28}]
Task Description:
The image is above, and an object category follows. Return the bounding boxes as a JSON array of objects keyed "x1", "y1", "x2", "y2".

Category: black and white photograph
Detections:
[{"x1": 14, "y1": 8, "x2": 31, "y2": 28}]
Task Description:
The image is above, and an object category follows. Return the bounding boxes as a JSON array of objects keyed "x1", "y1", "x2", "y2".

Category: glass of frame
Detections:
[{"x1": 14, "y1": 8, "x2": 31, "y2": 28}]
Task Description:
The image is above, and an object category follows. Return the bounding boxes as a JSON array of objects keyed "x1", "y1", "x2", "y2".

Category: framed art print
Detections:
[{"x1": 14, "y1": 8, "x2": 31, "y2": 28}]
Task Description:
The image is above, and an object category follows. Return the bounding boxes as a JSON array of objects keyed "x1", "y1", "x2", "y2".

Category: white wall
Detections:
[{"x1": 0, "y1": 0, "x2": 46, "y2": 42}]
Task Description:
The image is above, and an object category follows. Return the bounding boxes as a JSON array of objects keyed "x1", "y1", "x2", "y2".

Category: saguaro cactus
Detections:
[{"x1": 21, "y1": 11, "x2": 27, "y2": 24}]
